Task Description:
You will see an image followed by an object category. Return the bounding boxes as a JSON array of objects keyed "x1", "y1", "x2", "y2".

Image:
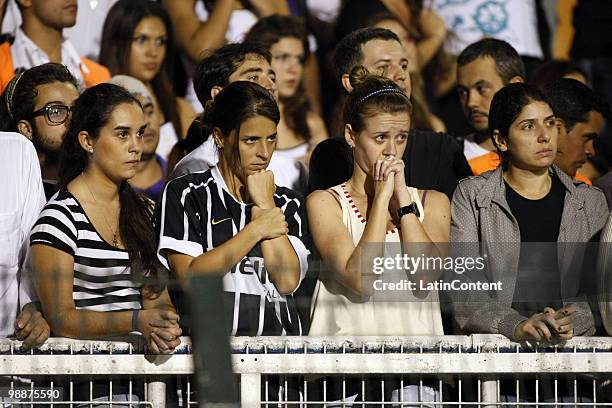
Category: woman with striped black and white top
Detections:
[
  {"x1": 157, "y1": 81, "x2": 310, "y2": 336},
  {"x1": 30, "y1": 83, "x2": 181, "y2": 354}
]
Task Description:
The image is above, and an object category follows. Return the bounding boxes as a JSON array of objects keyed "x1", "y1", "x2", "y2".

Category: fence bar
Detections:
[
  {"x1": 239, "y1": 373, "x2": 261, "y2": 408},
  {"x1": 147, "y1": 378, "x2": 166, "y2": 408},
  {"x1": 481, "y1": 376, "x2": 498, "y2": 408},
  {"x1": 231, "y1": 352, "x2": 612, "y2": 374}
]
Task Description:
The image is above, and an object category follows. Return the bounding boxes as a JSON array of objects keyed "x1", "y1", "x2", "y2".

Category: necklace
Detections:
[{"x1": 82, "y1": 174, "x2": 120, "y2": 247}]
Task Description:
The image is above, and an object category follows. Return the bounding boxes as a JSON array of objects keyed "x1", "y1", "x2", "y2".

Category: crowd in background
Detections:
[{"x1": 1, "y1": 0, "x2": 612, "y2": 404}]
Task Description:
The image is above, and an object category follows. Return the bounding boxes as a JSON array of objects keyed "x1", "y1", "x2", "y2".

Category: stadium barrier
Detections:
[{"x1": 0, "y1": 335, "x2": 611, "y2": 407}]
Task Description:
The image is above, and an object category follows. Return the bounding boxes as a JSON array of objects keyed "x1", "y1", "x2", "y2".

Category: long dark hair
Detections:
[
  {"x1": 205, "y1": 81, "x2": 280, "y2": 180},
  {"x1": 99, "y1": 0, "x2": 182, "y2": 137},
  {"x1": 244, "y1": 15, "x2": 312, "y2": 142},
  {"x1": 0, "y1": 63, "x2": 77, "y2": 131},
  {"x1": 60, "y1": 83, "x2": 162, "y2": 294}
]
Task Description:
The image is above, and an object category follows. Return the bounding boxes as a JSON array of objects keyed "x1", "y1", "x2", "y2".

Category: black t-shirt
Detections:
[
  {"x1": 571, "y1": 0, "x2": 612, "y2": 58},
  {"x1": 43, "y1": 180, "x2": 59, "y2": 201},
  {"x1": 505, "y1": 175, "x2": 565, "y2": 316},
  {"x1": 335, "y1": 0, "x2": 388, "y2": 41},
  {"x1": 505, "y1": 175, "x2": 564, "y2": 242}
]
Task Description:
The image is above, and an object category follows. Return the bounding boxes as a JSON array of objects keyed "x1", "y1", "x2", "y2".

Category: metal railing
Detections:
[{"x1": 0, "y1": 335, "x2": 611, "y2": 407}]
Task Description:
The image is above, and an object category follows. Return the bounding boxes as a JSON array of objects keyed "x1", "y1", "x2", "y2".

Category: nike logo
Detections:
[{"x1": 212, "y1": 217, "x2": 231, "y2": 225}]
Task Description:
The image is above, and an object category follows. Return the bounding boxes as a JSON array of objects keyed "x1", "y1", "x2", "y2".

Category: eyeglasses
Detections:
[{"x1": 31, "y1": 103, "x2": 72, "y2": 124}]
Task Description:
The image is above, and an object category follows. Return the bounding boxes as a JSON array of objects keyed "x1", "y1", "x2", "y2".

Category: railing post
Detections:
[
  {"x1": 147, "y1": 378, "x2": 166, "y2": 408},
  {"x1": 481, "y1": 376, "x2": 498, "y2": 408},
  {"x1": 240, "y1": 373, "x2": 261, "y2": 408}
]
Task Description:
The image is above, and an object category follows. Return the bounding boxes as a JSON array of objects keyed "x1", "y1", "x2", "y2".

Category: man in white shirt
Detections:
[
  {"x1": 0, "y1": 0, "x2": 109, "y2": 93},
  {"x1": 1, "y1": 0, "x2": 119, "y2": 61},
  {"x1": 0, "y1": 132, "x2": 50, "y2": 347}
]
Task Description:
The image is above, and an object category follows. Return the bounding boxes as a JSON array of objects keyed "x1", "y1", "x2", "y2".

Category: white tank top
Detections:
[{"x1": 308, "y1": 183, "x2": 444, "y2": 336}]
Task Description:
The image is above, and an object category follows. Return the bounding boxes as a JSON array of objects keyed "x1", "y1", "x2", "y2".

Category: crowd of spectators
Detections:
[{"x1": 1, "y1": 0, "x2": 612, "y2": 404}]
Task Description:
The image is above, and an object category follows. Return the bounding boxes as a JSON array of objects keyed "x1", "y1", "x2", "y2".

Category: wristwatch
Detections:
[{"x1": 397, "y1": 202, "x2": 420, "y2": 220}]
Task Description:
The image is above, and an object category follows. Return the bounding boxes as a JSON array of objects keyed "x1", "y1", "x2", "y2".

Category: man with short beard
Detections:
[
  {"x1": 0, "y1": 63, "x2": 79, "y2": 199},
  {"x1": 455, "y1": 38, "x2": 525, "y2": 175},
  {"x1": 543, "y1": 79, "x2": 608, "y2": 186}
]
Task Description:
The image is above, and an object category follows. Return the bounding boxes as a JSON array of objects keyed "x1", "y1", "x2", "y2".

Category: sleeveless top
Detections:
[{"x1": 308, "y1": 183, "x2": 444, "y2": 336}]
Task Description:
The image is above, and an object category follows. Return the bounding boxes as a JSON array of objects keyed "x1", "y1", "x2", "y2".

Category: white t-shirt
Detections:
[
  {"x1": 306, "y1": 0, "x2": 342, "y2": 23},
  {"x1": 10, "y1": 28, "x2": 87, "y2": 89},
  {"x1": 0, "y1": 0, "x2": 20, "y2": 34},
  {"x1": 0, "y1": 133, "x2": 46, "y2": 337},
  {"x1": 157, "y1": 122, "x2": 180, "y2": 161},
  {"x1": 194, "y1": 2, "x2": 258, "y2": 43},
  {"x1": 1, "y1": 0, "x2": 118, "y2": 62},
  {"x1": 64, "y1": 0, "x2": 120, "y2": 61},
  {"x1": 463, "y1": 139, "x2": 491, "y2": 161},
  {"x1": 309, "y1": 183, "x2": 443, "y2": 336},
  {"x1": 432, "y1": 0, "x2": 543, "y2": 58}
]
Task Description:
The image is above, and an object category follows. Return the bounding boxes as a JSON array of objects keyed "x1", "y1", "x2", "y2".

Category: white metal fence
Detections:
[{"x1": 0, "y1": 335, "x2": 611, "y2": 407}]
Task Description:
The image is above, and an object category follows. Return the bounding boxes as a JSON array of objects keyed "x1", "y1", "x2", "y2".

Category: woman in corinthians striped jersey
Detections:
[
  {"x1": 157, "y1": 81, "x2": 310, "y2": 336},
  {"x1": 30, "y1": 83, "x2": 181, "y2": 355}
]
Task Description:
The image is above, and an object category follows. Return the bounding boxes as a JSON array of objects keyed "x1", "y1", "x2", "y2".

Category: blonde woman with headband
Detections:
[{"x1": 306, "y1": 67, "x2": 450, "y2": 403}]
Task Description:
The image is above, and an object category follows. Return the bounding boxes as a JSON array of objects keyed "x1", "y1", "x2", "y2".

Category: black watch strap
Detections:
[{"x1": 397, "y1": 202, "x2": 420, "y2": 219}]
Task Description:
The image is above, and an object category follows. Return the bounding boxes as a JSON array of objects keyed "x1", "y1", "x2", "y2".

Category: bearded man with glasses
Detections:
[{"x1": 0, "y1": 63, "x2": 79, "y2": 199}]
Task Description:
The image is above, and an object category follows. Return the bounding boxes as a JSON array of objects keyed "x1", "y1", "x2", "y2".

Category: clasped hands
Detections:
[
  {"x1": 139, "y1": 309, "x2": 182, "y2": 354},
  {"x1": 514, "y1": 306, "x2": 576, "y2": 344},
  {"x1": 373, "y1": 156, "x2": 413, "y2": 212}
]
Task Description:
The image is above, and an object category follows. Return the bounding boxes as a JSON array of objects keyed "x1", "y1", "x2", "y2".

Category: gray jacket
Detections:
[
  {"x1": 598, "y1": 215, "x2": 612, "y2": 335},
  {"x1": 450, "y1": 165, "x2": 608, "y2": 341}
]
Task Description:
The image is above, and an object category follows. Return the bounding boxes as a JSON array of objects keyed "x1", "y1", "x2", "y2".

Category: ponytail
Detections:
[{"x1": 119, "y1": 181, "x2": 164, "y2": 295}]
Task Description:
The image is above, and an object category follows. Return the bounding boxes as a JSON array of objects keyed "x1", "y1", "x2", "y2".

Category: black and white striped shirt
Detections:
[
  {"x1": 30, "y1": 188, "x2": 143, "y2": 311},
  {"x1": 157, "y1": 166, "x2": 310, "y2": 336}
]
